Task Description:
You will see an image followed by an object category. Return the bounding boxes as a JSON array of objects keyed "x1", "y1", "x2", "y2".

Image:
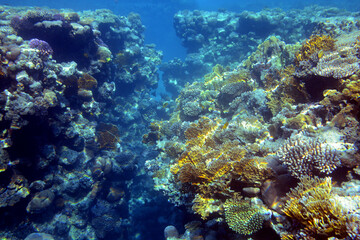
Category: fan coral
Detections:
[
  {"x1": 224, "y1": 198, "x2": 265, "y2": 235},
  {"x1": 277, "y1": 137, "x2": 341, "y2": 178},
  {"x1": 28, "y1": 38, "x2": 54, "y2": 58}
]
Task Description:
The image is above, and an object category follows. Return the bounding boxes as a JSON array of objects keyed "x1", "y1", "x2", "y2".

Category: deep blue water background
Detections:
[{"x1": 1, "y1": 0, "x2": 360, "y2": 61}]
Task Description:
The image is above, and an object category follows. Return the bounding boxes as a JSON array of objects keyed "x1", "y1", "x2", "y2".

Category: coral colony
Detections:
[{"x1": 0, "y1": 4, "x2": 360, "y2": 240}]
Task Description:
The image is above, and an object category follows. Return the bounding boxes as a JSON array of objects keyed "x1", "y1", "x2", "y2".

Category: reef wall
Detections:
[{"x1": 0, "y1": 5, "x2": 175, "y2": 240}]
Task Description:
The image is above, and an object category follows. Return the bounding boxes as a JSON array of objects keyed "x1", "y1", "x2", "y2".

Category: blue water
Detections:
[{"x1": 2, "y1": 0, "x2": 360, "y2": 61}]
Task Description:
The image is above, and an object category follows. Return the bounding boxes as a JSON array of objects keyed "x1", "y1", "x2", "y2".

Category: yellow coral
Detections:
[
  {"x1": 224, "y1": 198, "x2": 264, "y2": 235},
  {"x1": 282, "y1": 176, "x2": 348, "y2": 238},
  {"x1": 192, "y1": 194, "x2": 222, "y2": 219},
  {"x1": 295, "y1": 35, "x2": 336, "y2": 65},
  {"x1": 78, "y1": 73, "x2": 98, "y2": 90},
  {"x1": 266, "y1": 75, "x2": 308, "y2": 115}
]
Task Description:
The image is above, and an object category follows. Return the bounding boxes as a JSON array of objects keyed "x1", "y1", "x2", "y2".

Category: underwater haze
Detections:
[{"x1": 1, "y1": 0, "x2": 360, "y2": 240}]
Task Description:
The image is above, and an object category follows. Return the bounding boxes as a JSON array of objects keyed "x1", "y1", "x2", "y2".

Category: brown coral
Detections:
[
  {"x1": 96, "y1": 123, "x2": 120, "y2": 150},
  {"x1": 78, "y1": 73, "x2": 98, "y2": 90}
]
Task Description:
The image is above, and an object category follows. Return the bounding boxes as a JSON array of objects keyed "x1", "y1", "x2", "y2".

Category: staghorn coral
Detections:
[
  {"x1": 277, "y1": 137, "x2": 341, "y2": 178},
  {"x1": 224, "y1": 198, "x2": 265, "y2": 235}
]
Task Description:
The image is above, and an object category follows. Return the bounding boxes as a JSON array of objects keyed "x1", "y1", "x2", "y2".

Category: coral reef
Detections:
[
  {"x1": 1, "y1": 2, "x2": 360, "y2": 240},
  {"x1": 144, "y1": 10, "x2": 360, "y2": 239},
  {"x1": 161, "y1": 6, "x2": 360, "y2": 96},
  {"x1": 0, "y1": 5, "x2": 167, "y2": 240},
  {"x1": 282, "y1": 176, "x2": 360, "y2": 239}
]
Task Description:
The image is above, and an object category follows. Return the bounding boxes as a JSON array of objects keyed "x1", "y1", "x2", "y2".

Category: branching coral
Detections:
[
  {"x1": 224, "y1": 198, "x2": 265, "y2": 235},
  {"x1": 277, "y1": 137, "x2": 341, "y2": 178}
]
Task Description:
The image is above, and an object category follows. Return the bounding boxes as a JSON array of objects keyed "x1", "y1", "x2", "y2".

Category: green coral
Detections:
[{"x1": 224, "y1": 198, "x2": 264, "y2": 235}]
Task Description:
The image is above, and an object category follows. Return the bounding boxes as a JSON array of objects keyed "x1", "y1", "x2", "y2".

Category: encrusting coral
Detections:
[{"x1": 96, "y1": 123, "x2": 120, "y2": 150}]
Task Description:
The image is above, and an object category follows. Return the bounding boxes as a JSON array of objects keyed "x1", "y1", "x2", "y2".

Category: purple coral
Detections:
[{"x1": 29, "y1": 38, "x2": 53, "y2": 58}]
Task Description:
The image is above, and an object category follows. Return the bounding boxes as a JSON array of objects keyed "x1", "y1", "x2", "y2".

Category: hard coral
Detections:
[
  {"x1": 78, "y1": 73, "x2": 98, "y2": 90},
  {"x1": 224, "y1": 198, "x2": 265, "y2": 235},
  {"x1": 192, "y1": 194, "x2": 222, "y2": 220},
  {"x1": 28, "y1": 38, "x2": 53, "y2": 58},
  {"x1": 277, "y1": 137, "x2": 341, "y2": 179},
  {"x1": 0, "y1": 174, "x2": 29, "y2": 208},
  {"x1": 96, "y1": 123, "x2": 120, "y2": 150}
]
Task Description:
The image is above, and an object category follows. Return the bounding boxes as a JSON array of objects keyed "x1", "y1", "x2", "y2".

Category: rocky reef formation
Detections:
[
  {"x1": 162, "y1": 6, "x2": 360, "y2": 96},
  {"x1": 0, "y1": 5, "x2": 173, "y2": 240},
  {"x1": 145, "y1": 23, "x2": 360, "y2": 239}
]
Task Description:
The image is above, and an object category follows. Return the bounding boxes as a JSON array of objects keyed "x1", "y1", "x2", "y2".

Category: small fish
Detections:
[
  {"x1": 222, "y1": 121, "x2": 229, "y2": 129},
  {"x1": 8, "y1": 159, "x2": 20, "y2": 166}
]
